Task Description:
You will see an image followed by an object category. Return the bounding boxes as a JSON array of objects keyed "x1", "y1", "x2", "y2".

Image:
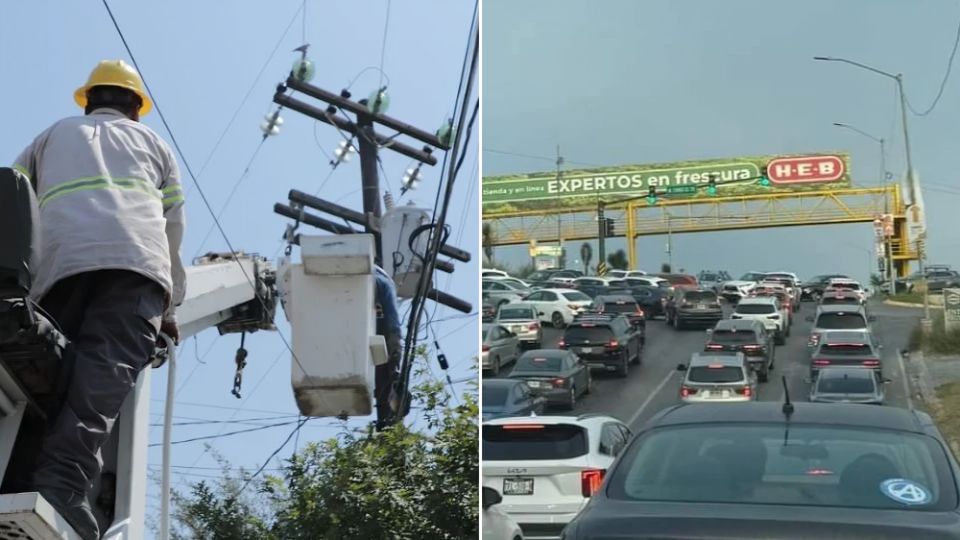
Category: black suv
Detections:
[
  {"x1": 560, "y1": 314, "x2": 642, "y2": 377},
  {"x1": 705, "y1": 319, "x2": 776, "y2": 382},
  {"x1": 800, "y1": 274, "x2": 849, "y2": 301},
  {"x1": 665, "y1": 289, "x2": 723, "y2": 329}
]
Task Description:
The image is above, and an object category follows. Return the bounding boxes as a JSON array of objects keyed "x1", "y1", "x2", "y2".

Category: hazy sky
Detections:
[
  {"x1": 3, "y1": 0, "x2": 477, "y2": 526},
  {"x1": 482, "y1": 0, "x2": 960, "y2": 283}
]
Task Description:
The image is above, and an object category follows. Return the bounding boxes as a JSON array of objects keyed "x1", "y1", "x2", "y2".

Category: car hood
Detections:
[{"x1": 567, "y1": 500, "x2": 960, "y2": 539}]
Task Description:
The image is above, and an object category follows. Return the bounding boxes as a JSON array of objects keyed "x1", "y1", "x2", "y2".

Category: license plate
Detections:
[
  {"x1": 512, "y1": 325, "x2": 524, "y2": 333},
  {"x1": 580, "y1": 347, "x2": 593, "y2": 354},
  {"x1": 527, "y1": 381, "x2": 541, "y2": 388},
  {"x1": 698, "y1": 304, "x2": 707, "y2": 309},
  {"x1": 503, "y1": 477, "x2": 534, "y2": 495}
]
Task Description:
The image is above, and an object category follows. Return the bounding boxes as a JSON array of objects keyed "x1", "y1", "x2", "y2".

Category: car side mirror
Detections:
[
  {"x1": 676, "y1": 363, "x2": 688, "y2": 371},
  {"x1": 705, "y1": 328, "x2": 713, "y2": 334},
  {"x1": 482, "y1": 486, "x2": 502, "y2": 509},
  {"x1": 805, "y1": 315, "x2": 814, "y2": 322},
  {"x1": 882, "y1": 378, "x2": 893, "y2": 384}
]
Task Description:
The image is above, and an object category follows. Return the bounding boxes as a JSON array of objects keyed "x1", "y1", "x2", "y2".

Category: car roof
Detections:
[
  {"x1": 482, "y1": 378, "x2": 527, "y2": 390},
  {"x1": 518, "y1": 349, "x2": 568, "y2": 360},
  {"x1": 595, "y1": 294, "x2": 637, "y2": 303},
  {"x1": 536, "y1": 287, "x2": 581, "y2": 294},
  {"x1": 690, "y1": 352, "x2": 746, "y2": 366},
  {"x1": 714, "y1": 319, "x2": 764, "y2": 330},
  {"x1": 737, "y1": 296, "x2": 777, "y2": 305},
  {"x1": 483, "y1": 413, "x2": 618, "y2": 427},
  {"x1": 651, "y1": 402, "x2": 925, "y2": 433},
  {"x1": 497, "y1": 302, "x2": 536, "y2": 310}
]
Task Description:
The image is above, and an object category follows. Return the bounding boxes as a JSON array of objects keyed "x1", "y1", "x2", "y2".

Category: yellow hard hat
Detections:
[{"x1": 74, "y1": 60, "x2": 152, "y2": 116}]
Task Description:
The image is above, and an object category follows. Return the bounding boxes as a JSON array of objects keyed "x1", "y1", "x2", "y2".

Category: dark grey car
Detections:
[
  {"x1": 560, "y1": 402, "x2": 960, "y2": 539},
  {"x1": 508, "y1": 349, "x2": 591, "y2": 409},
  {"x1": 808, "y1": 367, "x2": 887, "y2": 404},
  {"x1": 481, "y1": 379, "x2": 547, "y2": 421},
  {"x1": 666, "y1": 289, "x2": 723, "y2": 329}
]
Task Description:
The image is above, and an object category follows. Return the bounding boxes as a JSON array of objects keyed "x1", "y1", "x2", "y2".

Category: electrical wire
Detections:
[
  {"x1": 236, "y1": 416, "x2": 310, "y2": 496},
  {"x1": 148, "y1": 419, "x2": 302, "y2": 447},
  {"x1": 906, "y1": 14, "x2": 960, "y2": 117},
  {"x1": 483, "y1": 148, "x2": 604, "y2": 168},
  {"x1": 378, "y1": 0, "x2": 392, "y2": 91},
  {"x1": 101, "y1": 0, "x2": 314, "y2": 393}
]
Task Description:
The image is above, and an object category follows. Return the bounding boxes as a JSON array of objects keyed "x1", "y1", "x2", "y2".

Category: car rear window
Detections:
[
  {"x1": 515, "y1": 355, "x2": 563, "y2": 371},
  {"x1": 822, "y1": 297, "x2": 859, "y2": 305},
  {"x1": 688, "y1": 366, "x2": 743, "y2": 383},
  {"x1": 832, "y1": 283, "x2": 860, "y2": 290},
  {"x1": 710, "y1": 329, "x2": 758, "y2": 343},
  {"x1": 820, "y1": 343, "x2": 872, "y2": 355},
  {"x1": 483, "y1": 424, "x2": 589, "y2": 460},
  {"x1": 498, "y1": 307, "x2": 534, "y2": 320},
  {"x1": 817, "y1": 374, "x2": 876, "y2": 394},
  {"x1": 736, "y1": 303, "x2": 776, "y2": 314},
  {"x1": 561, "y1": 291, "x2": 591, "y2": 302},
  {"x1": 608, "y1": 424, "x2": 956, "y2": 511},
  {"x1": 603, "y1": 301, "x2": 638, "y2": 313},
  {"x1": 482, "y1": 385, "x2": 509, "y2": 406},
  {"x1": 565, "y1": 326, "x2": 614, "y2": 342},
  {"x1": 816, "y1": 313, "x2": 867, "y2": 329},
  {"x1": 684, "y1": 291, "x2": 717, "y2": 302}
]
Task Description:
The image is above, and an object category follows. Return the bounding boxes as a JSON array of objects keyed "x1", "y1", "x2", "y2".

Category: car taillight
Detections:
[
  {"x1": 581, "y1": 468, "x2": 605, "y2": 497},
  {"x1": 528, "y1": 322, "x2": 540, "y2": 330},
  {"x1": 606, "y1": 340, "x2": 619, "y2": 348},
  {"x1": 808, "y1": 335, "x2": 821, "y2": 346},
  {"x1": 680, "y1": 386, "x2": 698, "y2": 397},
  {"x1": 558, "y1": 339, "x2": 567, "y2": 349},
  {"x1": 812, "y1": 358, "x2": 831, "y2": 366},
  {"x1": 482, "y1": 345, "x2": 490, "y2": 352},
  {"x1": 736, "y1": 386, "x2": 752, "y2": 397},
  {"x1": 706, "y1": 344, "x2": 724, "y2": 350},
  {"x1": 552, "y1": 378, "x2": 566, "y2": 387},
  {"x1": 741, "y1": 344, "x2": 763, "y2": 355},
  {"x1": 862, "y1": 359, "x2": 881, "y2": 367}
]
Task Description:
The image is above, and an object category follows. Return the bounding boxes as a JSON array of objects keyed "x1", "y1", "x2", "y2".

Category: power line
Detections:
[
  {"x1": 378, "y1": 0, "x2": 392, "y2": 90},
  {"x1": 148, "y1": 419, "x2": 303, "y2": 447},
  {"x1": 907, "y1": 14, "x2": 960, "y2": 116},
  {"x1": 151, "y1": 398, "x2": 293, "y2": 417},
  {"x1": 483, "y1": 148, "x2": 603, "y2": 168},
  {"x1": 236, "y1": 416, "x2": 311, "y2": 496},
  {"x1": 148, "y1": 414, "x2": 297, "y2": 427}
]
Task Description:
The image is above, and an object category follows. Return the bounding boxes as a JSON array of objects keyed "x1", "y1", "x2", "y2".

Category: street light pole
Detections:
[{"x1": 817, "y1": 56, "x2": 927, "y2": 322}]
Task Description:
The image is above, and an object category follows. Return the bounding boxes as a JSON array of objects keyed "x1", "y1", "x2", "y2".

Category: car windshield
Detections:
[
  {"x1": 498, "y1": 307, "x2": 534, "y2": 320},
  {"x1": 483, "y1": 424, "x2": 589, "y2": 461},
  {"x1": 736, "y1": 303, "x2": 776, "y2": 314},
  {"x1": 565, "y1": 326, "x2": 614, "y2": 342},
  {"x1": 688, "y1": 366, "x2": 743, "y2": 383},
  {"x1": 482, "y1": 385, "x2": 509, "y2": 407},
  {"x1": 816, "y1": 313, "x2": 867, "y2": 329},
  {"x1": 515, "y1": 355, "x2": 562, "y2": 372},
  {"x1": 561, "y1": 291, "x2": 591, "y2": 302},
  {"x1": 608, "y1": 424, "x2": 955, "y2": 511},
  {"x1": 817, "y1": 374, "x2": 876, "y2": 394},
  {"x1": 710, "y1": 329, "x2": 758, "y2": 343},
  {"x1": 831, "y1": 283, "x2": 860, "y2": 290},
  {"x1": 684, "y1": 291, "x2": 717, "y2": 302},
  {"x1": 822, "y1": 296, "x2": 859, "y2": 305}
]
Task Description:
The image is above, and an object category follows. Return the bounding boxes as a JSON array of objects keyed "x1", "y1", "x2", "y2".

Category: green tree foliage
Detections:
[
  {"x1": 607, "y1": 249, "x2": 629, "y2": 270},
  {"x1": 171, "y1": 377, "x2": 478, "y2": 540}
]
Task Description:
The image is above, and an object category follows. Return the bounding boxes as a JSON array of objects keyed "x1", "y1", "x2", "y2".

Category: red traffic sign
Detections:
[{"x1": 766, "y1": 155, "x2": 845, "y2": 184}]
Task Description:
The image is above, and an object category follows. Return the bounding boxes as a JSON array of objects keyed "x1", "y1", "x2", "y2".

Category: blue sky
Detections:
[
  {"x1": 3, "y1": 0, "x2": 477, "y2": 529},
  {"x1": 483, "y1": 0, "x2": 960, "y2": 284}
]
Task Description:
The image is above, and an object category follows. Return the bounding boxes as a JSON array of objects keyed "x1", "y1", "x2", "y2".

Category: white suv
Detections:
[
  {"x1": 731, "y1": 296, "x2": 787, "y2": 345},
  {"x1": 482, "y1": 414, "x2": 631, "y2": 540}
]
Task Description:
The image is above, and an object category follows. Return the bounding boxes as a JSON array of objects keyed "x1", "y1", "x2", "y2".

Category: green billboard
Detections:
[{"x1": 482, "y1": 152, "x2": 852, "y2": 213}]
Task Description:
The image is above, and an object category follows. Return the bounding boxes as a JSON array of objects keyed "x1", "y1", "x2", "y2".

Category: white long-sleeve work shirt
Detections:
[{"x1": 13, "y1": 108, "x2": 186, "y2": 319}]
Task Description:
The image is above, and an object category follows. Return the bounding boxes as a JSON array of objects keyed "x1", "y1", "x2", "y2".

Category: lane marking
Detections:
[
  {"x1": 627, "y1": 368, "x2": 678, "y2": 428},
  {"x1": 896, "y1": 348, "x2": 914, "y2": 410}
]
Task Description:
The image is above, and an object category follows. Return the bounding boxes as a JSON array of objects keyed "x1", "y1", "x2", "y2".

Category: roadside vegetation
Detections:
[{"x1": 909, "y1": 311, "x2": 960, "y2": 355}]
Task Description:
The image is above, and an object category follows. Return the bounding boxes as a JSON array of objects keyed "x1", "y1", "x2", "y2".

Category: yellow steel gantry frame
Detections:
[{"x1": 482, "y1": 184, "x2": 918, "y2": 277}]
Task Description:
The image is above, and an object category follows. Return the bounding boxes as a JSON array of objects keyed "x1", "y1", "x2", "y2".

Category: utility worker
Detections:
[
  {"x1": 373, "y1": 265, "x2": 403, "y2": 430},
  {"x1": 12, "y1": 59, "x2": 185, "y2": 540}
]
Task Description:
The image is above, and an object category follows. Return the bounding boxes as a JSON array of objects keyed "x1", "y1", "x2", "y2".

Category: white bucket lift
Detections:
[{"x1": 279, "y1": 234, "x2": 387, "y2": 417}]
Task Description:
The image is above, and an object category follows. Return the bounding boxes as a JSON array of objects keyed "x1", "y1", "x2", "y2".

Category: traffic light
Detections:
[
  {"x1": 706, "y1": 176, "x2": 718, "y2": 196},
  {"x1": 646, "y1": 186, "x2": 657, "y2": 205},
  {"x1": 605, "y1": 218, "x2": 615, "y2": 236},
  {"x1": 758, "y1": 167, "x2": 771, "y2": 187}
]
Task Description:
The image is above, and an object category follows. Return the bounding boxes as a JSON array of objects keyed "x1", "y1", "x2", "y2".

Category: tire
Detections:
[
  {"x1": 758, "y1": 365, "x2": 769, "y2": 383},
  {"x1": 775, "y1": 330, "x2": 786, "y2": 346},
  {"x1": 584, "y1": 374, "x2": 592, "y2": 394},
  {"x1": 552, "y1": 312, "x2": 566, "y2": 328},
  {"x1": 489, "y1": 355, "x2": 500, "y2": 377},
  {"x1": 566, "y1": 386, "x2": 577, "y2": 410},
  {"x1": 616, "y1": 351, "x2": 629, "y2": 378},
  {"x1": 674, "y1": 316, "x2": 684, "y2": 330},
  {"x1": 632, "y1": 343, "x2": 642, "y2": 365}
]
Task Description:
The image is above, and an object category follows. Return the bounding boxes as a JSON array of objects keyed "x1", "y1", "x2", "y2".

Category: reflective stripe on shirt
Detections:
[
  {"x1": 161, "y1": 184, "x2": 184, "y2": 208},
  {"x1": 13, "y1": 164, "x2": 30, "y2": 180},
  {"x1": 38, "y1": 175, "x2": 160, "y2": 207}
]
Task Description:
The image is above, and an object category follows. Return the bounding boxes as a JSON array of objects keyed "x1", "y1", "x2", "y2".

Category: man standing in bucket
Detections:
[{"x1": 12, "y1": 59, "x2": 185, "y2": 539}]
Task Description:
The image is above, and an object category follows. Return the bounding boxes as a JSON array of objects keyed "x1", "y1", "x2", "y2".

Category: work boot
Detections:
[{"x1": 38, "y1": 487, "x2": 100, "y2": 540}]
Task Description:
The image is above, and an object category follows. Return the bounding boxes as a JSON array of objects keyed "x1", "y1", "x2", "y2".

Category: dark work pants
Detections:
[
  {"x1": 34, "y1": 270, "x2": 164, "y2": 495},
  {"x1": 375, "y1": 332, "x2": 402, "y2": 428}
]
